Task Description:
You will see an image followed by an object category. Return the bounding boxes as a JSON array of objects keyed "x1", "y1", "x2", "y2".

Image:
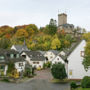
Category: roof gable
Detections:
[{"x1": 21, "y1": 51, "x2": 45, "y2": 61}]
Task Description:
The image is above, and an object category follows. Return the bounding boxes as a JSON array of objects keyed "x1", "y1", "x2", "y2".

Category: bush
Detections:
[
  {"x1": 70, "y1": 81, "x2": 77, "y2": 89},
  {"x1": 2, "y1": 78, "x2": 10, "y2": 82},
  {"x1": 24, "y1": 67, "x2": 32, "y2": 77},
  {"x1": 51, "y1": 62, "x2": 67, "y2": 79},
  {"x1": 43, "y1": 62, "x2": 52, "y2": 69},
  {"x1": 81, "y1": 76, "x2": 90, "y2": 88}
]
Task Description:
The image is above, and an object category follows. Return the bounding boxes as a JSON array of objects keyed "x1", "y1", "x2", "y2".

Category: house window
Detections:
[
  {"x1": 0, "y1": 65, "x2": 5, "y2": 70},
  {"x1": 33, "y1": 62, "x2": 39, "y2": 64},
  {"x1": 81, "y1": 51, "x2": 84, "y2": 57},
  {"x1": 19, "y1": 63, "x2": 23, "y2": 67},
  {"x1": 16, "y1": 54, "x2": 19, "y2": 58},
  {"x1": 57, "y1": 58, "x2": 59, "y2": 60},
  {"x1": 50, "y1": 56, "x2": 53, "y2": 59},
  {"x1": 37, "y1": 62, "x2": 39, "y2": 64},
  {"x1": 69, "y1": 70, "x2": 73, "y2": 75},
  {"x1": 7, "y1": 54, "x2": 10, "y2": 57},
  {"x1": 33, "y1": 62, "x2": 36, "y2": 64},
  {"x1": 0, "y1": 56, "x2": 5, "y2": 60},
  {"x1": 14, "y1": 54, "x2": 16, "y2": 57},
  {"x1": 46, "y1": 57, "x2": 48, "y2": 61},
  {"x1": 10, "y1": 54, "x2": 14, "y2": 58},
  {"x1": 22, "y1": 55, "x2": 26, "y2": 58}
]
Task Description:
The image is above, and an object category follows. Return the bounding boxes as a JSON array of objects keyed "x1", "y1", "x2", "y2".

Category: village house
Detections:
[
  {"x1": 67, "y1": 40, "x2": 90, "y2": 79},
  {"x1": 0, "y1": 49, "x2": 26, "y2": 76},
  {"x1": 52, "y1": 54, "x2": 68, "y2": 73},
  {"x1": 21, "y1": 51, "x2": 46, "y2": 69},
  {"x1": 44, "y1": 50, "x2": 60, "y2": 62},
  {"x1": 11, "y1": 40, "x2": 29, "y2": 53},
  {"x1": 52, "y1": 40, "x2": 90, "y2": 79}
]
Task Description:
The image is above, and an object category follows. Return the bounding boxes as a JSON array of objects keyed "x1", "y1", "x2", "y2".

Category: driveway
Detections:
[{"x1": 34, "y1": 69, "x2": 53, "y2": 80}]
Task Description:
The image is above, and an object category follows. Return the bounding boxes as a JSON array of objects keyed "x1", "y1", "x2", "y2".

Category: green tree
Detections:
[
  {"x1": 51, "y1": 63, "x2": 67, "y2": 79},
  {"x1": 65, "y1": 34, "x2": 73, "y2": 43},
  {"x1": 44, "y1": 19, "x2": 57, "y2": 35},
  {"x1": 83, "y1": 42, "x2": 90, "y2": 70}
]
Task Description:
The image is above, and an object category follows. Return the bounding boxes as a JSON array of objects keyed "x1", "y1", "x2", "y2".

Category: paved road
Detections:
[
  {"x1": 0, "y1": 69, "x2": 70, "y2": 90},
  {"x1": 0, "y1": 79, "x2": 70, "y2": 90}
]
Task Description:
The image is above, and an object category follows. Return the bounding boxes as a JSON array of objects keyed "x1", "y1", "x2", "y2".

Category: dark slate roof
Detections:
[
  {"x1": 48, "y1": 50, "x2": 60, "y2": 55},
  {"x1": 59, "y1": 23, "x2": 74, "y2": 29},
  {"x1": 0, "y1": 49, "x2": 25, "y2": 64},
  {"x1": 21, "y1": 51, "x2": 45, "y2": 61},
  {"x1": 38, "y1": 51, "x2": 46, "y2": 55},
  {"x1": 52, "y1": 40, "x2": 82, "y2": 63},
  {"x1": 60, "y1": 40, "x2": 82, "y2": 59},
  {"x1": 13, "y1": 45, "x2": 29, "y2": 53}
]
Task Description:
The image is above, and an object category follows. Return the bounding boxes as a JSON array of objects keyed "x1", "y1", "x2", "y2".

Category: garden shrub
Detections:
[
  {"x1": 43, "y1": 62, "x2": 52, "y2": 69},
  {"x1": 81, "y1": 76, "x2": 90, "y2": 88},
  {"x1": 70, "y1": 81, "x2": 77, "y2": 89},
  {"x1": 51, "y1": 62, "x2": 67, "y2": 79},
  {"x1": 24, "y1": 66, "x2": 32, "y2": 77},
  {"x1": 2, "y1": 78, "x2": 10, "y2": 82}
]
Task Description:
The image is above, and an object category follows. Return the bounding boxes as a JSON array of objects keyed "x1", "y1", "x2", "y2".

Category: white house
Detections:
[
  {"x1": 11, "y1": 40, "x2": 29, "y2": 53},
  {"x1": 0, "y1": 49, "x2": 26, "y2": 76},
  {"x1": 67, "y1": 40, "x2": 90, "y2": 79},
  {"x1": 52, "y1": 54, "x2": 68, "y2": 74},
  {"x1": 52, "y1": 55, "x2": 65, "y2": 64},
  {"x1": 21, "y1": 51, "x2": 46, "y2": 69},
  {"x1": 44, "y1": 50, "x2": 60, "y2": 62}
]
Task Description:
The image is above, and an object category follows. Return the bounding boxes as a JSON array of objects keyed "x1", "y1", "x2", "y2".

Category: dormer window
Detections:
[
  {"x1": 19, "y1": 63, "x2": 23, "y2": 67},
  {"x1": 30, "y1": 55, "x2": 32, "y2": 57},
  {"x1": 10, "y1": 54, "x2": 14, "y2": 58},
  {"x1": 7, "y1": 54, "x2": 10, "y2": 57},
  {"x1": 22, "y1": 55, "x2": 26, "y2": 58},
  {"x1": 0, "y1": 56, "x2": 5, "y2": 60},
  {"x1": 16, "y1": 54, "x2": 19, "y2": 58}
]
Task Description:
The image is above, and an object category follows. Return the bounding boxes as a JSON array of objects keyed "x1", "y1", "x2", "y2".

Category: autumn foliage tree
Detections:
[
  {"x1": 15, "y1": 29, "x2": 28, "y2": 40},
  {"x1": 51, "y1": 37, "x2": 61, "y2": 50},
  {"x1": 83, "y1": 42, "x2": 90, "y2": 70}
]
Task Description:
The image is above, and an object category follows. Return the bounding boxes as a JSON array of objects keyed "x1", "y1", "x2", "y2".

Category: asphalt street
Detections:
[{"x1": 0, "y1": 79, "x2": 70, "y2": 90}]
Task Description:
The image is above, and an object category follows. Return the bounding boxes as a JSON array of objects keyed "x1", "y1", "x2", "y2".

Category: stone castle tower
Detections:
[
  {"x1": 58, "y1": 13, "x2": 67, "y2": 26},
  {"x1": 58, "y1": 13, "x2": 74, "y2": 34}
]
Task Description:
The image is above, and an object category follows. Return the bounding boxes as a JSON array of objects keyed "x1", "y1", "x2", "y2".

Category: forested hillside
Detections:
[{"x1": 0, "y1": 19, "x2": 85, "y2": 50}]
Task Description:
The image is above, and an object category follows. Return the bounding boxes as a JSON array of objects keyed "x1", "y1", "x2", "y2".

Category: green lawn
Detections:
[
  {"x1": 51, "y1": 78, "x2": 81, "y2": 83},
  {"x1": 74, "y1": 87, "x2": 90, "y2": 90}
]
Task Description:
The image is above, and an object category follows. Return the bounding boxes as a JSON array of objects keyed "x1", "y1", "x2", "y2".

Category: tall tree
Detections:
[
  {"x1": 83, "y1": 42, "x2": 90, "y2": 70},
  {"x1": 44, "y1": 19, "x2": 57, "y2": 35},
  {"x1": 15, "y1": 29, "x2": 28, "y2": 40}
]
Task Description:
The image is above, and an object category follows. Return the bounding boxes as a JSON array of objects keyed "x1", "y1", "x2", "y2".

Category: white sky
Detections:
[{"x1": 0, "y1": 0, "x2": 90, "y2": 31}]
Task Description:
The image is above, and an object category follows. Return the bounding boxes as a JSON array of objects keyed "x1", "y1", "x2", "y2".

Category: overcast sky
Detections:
[{"x1": 0, "y1": 0, "x2": 90, "y2": 31}]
